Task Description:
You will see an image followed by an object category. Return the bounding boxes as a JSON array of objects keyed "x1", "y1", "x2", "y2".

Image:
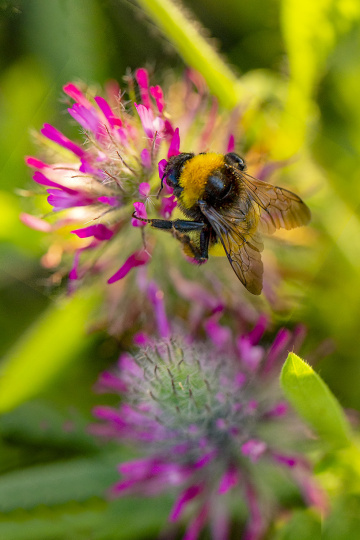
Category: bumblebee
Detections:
[{"x1": 133, "y1": 152, "x2": 311, "y2": 295}]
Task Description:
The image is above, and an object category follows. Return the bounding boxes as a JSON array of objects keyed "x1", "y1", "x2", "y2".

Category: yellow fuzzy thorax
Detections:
[{"x1": 178, "y1": 153, "x2": 225, "y2": 208}]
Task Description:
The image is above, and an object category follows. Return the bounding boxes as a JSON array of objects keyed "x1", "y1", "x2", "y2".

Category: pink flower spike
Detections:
[
  {"x1": 158, "y1": 159, "x2": 167, "y2": 178},
  {"x1": 167, "y1": 127, "x2": 180, "y2": 158},
  {"x1": 20, "y1": 213, "x2": 52, "y2": 233},
  {"x1": 95, "y1": 96, "x2": 123, "y2": 128},
  {"x1": 25, "y1": 156, "x2": 49, "y2": 170},
  {"x1": 135, "y1": 103, "x2": 164, "y2": 140},
  {"x1": 71, "y1": 224, "x2": 114, "y2": 241},
  {"x1": 69, "y1": 249, "x2": 82, "y2": 280},
  {"x1": 241, "y1": 439, "x2": 267, "y2": 462},
  {"x1": 237, "y1": 336, "x2": 263, "y2": 371},
  {"x1": 273, "y1": 453, "x2": 298, "y2": 468},
  {"x1": 204, "y1": 317, "x2": 231, "y2": 349},
  {"x1": 183, "y1": 502, "x2": 210, "y2": 540},
  {"x1": 264, "y1": 327, "x2": 291, "y2": 373},
  {"x1": 226, "y1": 134, "x2": 235, "y2": 153},
  {"x1": 140, "y1": 148, "x2": 151, "y2": 169},
  {"x1": 265, "y1": 401, "x2": 288, "y2": 418},
  {"x1": 138, "y1": 182, "x2": 150, "y2": 197},
  {"x1": 68, "y1": 103, "x2": 102, "y2": 137},
  {"x1": 133, "y1": 332, "x2": 150, "y2": 347},
  {"x1": 247, "y1": 314, "x2": 267, "y2": 345},
  {"x1": 33, "y1": 171, "x2": 76, "y2": 194},
  {"x1": 160, "y1": 194, "x2": 177, "y2": 218},
  {"x1": 218, "y1": 466, "x2": 240, "y2": 494},
  {"x1": 63, "y1": 83, "x2": 93, "y2": 108},
  {"x1": 108, "y1": 250, "x2": 150, "y2": 283},
  {"x1": 158, "y1": 159, "x2": 174, "y2": 193},
  {"x1": 131, "y1": 202, "x2": 147, "y2": 227},
  {"x1": 98, "y1": 196, "x2": 119, "y2": 207},
  {"x1": 147, "y1": 281, "x2": 170, "y2": 339},
  {"x1": 41, "y1": 123, "x2": 86, "y2": 158},
  {"x1": 135, "y1": 68, "x2": 151, "y2": 108},
  {"x1": 150, "y1": 85, "x2": 165, "y2": 113},
  {"x1": 169, "y1": 483, "x2": 204, "y2": 522}
]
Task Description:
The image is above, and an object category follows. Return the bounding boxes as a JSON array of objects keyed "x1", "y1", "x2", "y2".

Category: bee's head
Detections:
[
  {"x1": 224, "y1": 152, "x2": 246, "y2": 171},
  {"x1": 162, "y1": 153, "x2": 194, "y2": 191}
]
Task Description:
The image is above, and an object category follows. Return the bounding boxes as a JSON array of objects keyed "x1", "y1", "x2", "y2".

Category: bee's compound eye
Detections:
[{"x1": 225, "y1": 152, "x2": 246, "y2": 170}]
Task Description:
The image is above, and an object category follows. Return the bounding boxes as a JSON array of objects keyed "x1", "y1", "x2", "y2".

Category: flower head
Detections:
[
  {"x1": 23, "y1": 69, "x2": 310, "y2": 335},
  {"x1": 93, "y1": 327, "x2": 324, "y2": 539}
]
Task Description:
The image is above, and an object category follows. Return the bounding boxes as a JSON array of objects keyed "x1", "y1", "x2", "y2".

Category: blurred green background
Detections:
[{"x1": 1, "y1": 0, "x2": 360, "y2": 538}]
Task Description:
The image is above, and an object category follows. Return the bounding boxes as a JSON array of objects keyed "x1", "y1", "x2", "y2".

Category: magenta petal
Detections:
[
  {"x1": 264, "y1": 327, "x2": 291, "y2": 373},
  {"x1": 272, "y1": 452, "x2": 298, "y2": 468},
  {"x1": 72, "y1": 224, "x2": 114, "y2": 241},
  {"x1": 69, "y1": 249, "x2": 82, "y2": 280},
  {"x1": 96, "y1": 371, "x2": 127, "y2": 393},
  {"x1": 147, "y1": 281, "x2": 170, "y2": 339},
  {"x1": 237, "y1": 336, "x2": 263, "y2": 371},
  {"x1": 139, "y1": 182, "x2": 150, "y2": 197},
  {"x1": 20, "y1": 213, "x2": 52, "y2": 232},
  {"x1": 63, "y1": 83, "x2": 92, "y2": 108},
  {"x1": 41, "y1": 123, "x2": 86, "y2": 158},
  {"x1": 265, "y1": 401, "x2": 288, "y2": 418},
  {"x1": 169, "y1": 483, "x2": 204, "y2": 522},
  {"x1": 167, "y1": 127, "x2": 180, "y2": 158},
  {"x1": 204, "y1": 317, "x2": 231, "y2": 348},
  {"x1": 160, "y1": 194, "x2": 177, "y2": 218},
  {"x1": 135, "y1": 68, "x2": 151, "y2": 108},
  {"x1": 108, "y1": 250, "x2": 150, "y2": 283},
  {"x1": 158, "y1": 159, "x2": 167, "y2": 179},
  {"x1": 150, "y1": 85, "x2": 165, "y2": 113},
  {"x1": 218, "y1": 466, "x2": 240, "y2": 494},
  {"x1": 131, "y1": 202, "x2": 147, "y2": 227},
  {"x1": 95, "y1": 95, "x2": 122, "y2": 128},
  {"x1": 226, "y1": 134, "x2": 235, "y2": 153},
  {"x1": 140, "y1": 149, "x2": 151, "y2": 169},
  {"x1": 98, "y1": 196, "x2": 119, "y2": 207},
  {"x1": 68, "y1": 103, "x2": 102, "y2": 136},
  {"x1": 33, "y1": 171, "x2": 76, "y2": 194},
  {"x1": 25, "y1": 156, "x2": 48, "y2": 169},
  {"x1": 183, "y1": 503, "x2": 209, "y2": 540},
  {"x1": 247, "y1": 314, "x2": 267, "y2": 345},
  {"x1": 241, "y1": 439, "x2": 267, "y2": 462}
]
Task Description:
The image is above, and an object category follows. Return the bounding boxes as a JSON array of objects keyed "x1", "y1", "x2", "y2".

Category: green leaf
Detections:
[
  {"x1": 0, "y1": 451, "x2": 122, "y2": 512},
  {"x1": 0, "y1": 496, "x2": 172, "y2": 540},
  {"x1": 280, "y1": 352, "x2": 351, "y2": 449},
  {"x1": 0, "y1": 290, "x2": 99, "y2": 413}
]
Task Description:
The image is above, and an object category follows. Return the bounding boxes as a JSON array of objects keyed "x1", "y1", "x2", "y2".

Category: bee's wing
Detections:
[
  {"x1": 199, "y1": 202, "x2": 264, "y2": 295},
  {"x1": 240, "y1": 173, "x2": 311, "y2": 235},
  {"x1": 199, "y1": 174, "x2": 310, "y2": 294}
]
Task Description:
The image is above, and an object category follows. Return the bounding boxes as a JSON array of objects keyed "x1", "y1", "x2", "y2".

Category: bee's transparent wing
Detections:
[
  {"x1": 199, "y1": 202, "x2": 264, "y2": 295},
  {"x1": 240, "y1": 173, "x2": 311, "y2": 235},
  {"x1": 199, "y1": 173, "x2": 310, "y2": 294}
]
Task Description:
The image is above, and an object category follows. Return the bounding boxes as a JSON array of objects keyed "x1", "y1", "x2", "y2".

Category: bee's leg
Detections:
[
  {"x1": 132, "y1": 213, "x2": 204, "y2": 233},
  {"x1": 174, "y1": 227, "x2": 210, "y2": 264}
]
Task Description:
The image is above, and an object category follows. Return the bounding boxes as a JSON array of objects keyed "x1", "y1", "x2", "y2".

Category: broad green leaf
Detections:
[
  {"x1": 136, "y1": 0, "x2": 241, "y2": 108},
  {"x1": 0, "y1": 290, "x2": 99, "y2": 413},
  {"x1": 280, "y1": 353, "x2": 351, "y2": 449},
  {"x1": 0, "y1": 401, "x2": 98, "y2": 455},
  {"x1": 0, "y1": 496, "x2": 172, "y2": 540},
  {"x1": 0, "y1": 451, "x2": 123, "y2": 512}
]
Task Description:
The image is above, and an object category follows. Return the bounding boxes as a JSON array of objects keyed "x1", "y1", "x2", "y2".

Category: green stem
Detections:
[{"x1": 135, "y1": 0, "x2": 241, "y2": 108}]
